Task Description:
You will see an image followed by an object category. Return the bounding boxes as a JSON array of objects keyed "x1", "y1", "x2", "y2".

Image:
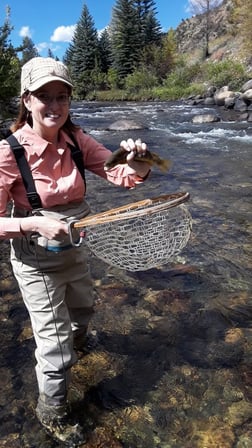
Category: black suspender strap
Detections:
[
  {"x1": 7, "y1": 133, "x2": 86, "y2": 210},
  {"x1": 7, "y1": 134, "x2": 43, "y2": 209},
  {"x1": 67, "y1": 133, "x2": 86, "y2": 189}
]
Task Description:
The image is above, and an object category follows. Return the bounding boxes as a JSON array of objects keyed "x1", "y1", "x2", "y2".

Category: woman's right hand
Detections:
[{"x1": 20, "y1": 216, "x2": 68, "y2": 240}]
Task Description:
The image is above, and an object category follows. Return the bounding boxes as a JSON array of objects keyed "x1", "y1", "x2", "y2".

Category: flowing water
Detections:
[{"x1": 0, "y1": 101, "x2": 252, "y2": 447}]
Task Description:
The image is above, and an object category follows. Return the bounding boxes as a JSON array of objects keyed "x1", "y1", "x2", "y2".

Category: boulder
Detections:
[
  {"x1": 241, "y1": 89, "x2": 252, "y2": 105},
  {"x1": 107, "y1": 120, "x2": 147, "y2": 131},
  {"x1": 240, "y1": 79, "x2": 252, "y2": 93},
  {"x1": 204, "y1": 97, "x2": 215, "y2": 105},
  {"x1": 233, "y1": 98, "x2": 248, "y2": 112},
  {"x1": 192, "y1": 114, "x2": 220, "y2": 124},
  {"x1": 214, "y1": 89, "x2": 236, "y2": 106},
  {"x1": 224, "y1": 97, "x2": 236, "y2": 109}
]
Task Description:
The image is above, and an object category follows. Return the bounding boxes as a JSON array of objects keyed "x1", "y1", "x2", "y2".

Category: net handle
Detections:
[{"x1": 73, "y1": 192, "x2": 190, "y2": 229}]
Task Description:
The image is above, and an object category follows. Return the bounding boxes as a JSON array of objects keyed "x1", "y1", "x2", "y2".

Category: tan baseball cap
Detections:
[{"x1": 21, "y1": 57, "x2": 73, "y2": 94}]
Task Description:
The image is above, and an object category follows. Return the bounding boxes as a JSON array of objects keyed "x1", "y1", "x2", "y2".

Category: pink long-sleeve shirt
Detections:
[{"x1": 0, "y1": 124, "x2": 145, "y2": 238}]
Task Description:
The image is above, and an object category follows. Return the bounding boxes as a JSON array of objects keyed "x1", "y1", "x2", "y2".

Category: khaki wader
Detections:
[{"x1": 10, "y1": 201, "x2": 94, "y2": 406}]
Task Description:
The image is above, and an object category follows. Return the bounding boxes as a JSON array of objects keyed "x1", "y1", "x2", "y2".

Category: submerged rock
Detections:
[
  {"x1": 107, "y1": 119, "x2": 147, "y2": 131},
  {"x1": 192, "y1": 113, "x2": 220, "y2": 123}
]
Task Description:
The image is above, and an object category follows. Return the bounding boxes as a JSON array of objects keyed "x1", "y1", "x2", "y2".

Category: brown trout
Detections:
[{"x1": 104, "y1": 147, "x2": 172, "y2": 172}]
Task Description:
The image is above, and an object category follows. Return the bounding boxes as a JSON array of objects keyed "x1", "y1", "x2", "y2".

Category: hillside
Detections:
[{"x1": 175, "y1": 0, "x2": 249, "y2": 67}]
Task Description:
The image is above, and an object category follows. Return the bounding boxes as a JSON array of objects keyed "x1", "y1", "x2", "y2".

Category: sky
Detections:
[{"x1": 3, "y1": 0, "x2": 191, "y2": 60}]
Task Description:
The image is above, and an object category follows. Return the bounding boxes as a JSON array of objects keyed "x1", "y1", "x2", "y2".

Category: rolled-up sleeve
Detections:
[
  {"x1": 75, "y1": 131, "x2": 149, "y2": 189},
  {"x1": 0, "y1": 218, "x2": 23, "y2": 238},
  {"x1": 105, "y1": 164, "x2": 147, "y2": 188}
]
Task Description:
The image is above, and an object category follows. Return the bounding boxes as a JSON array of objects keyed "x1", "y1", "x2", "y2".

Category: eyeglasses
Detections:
[{"x1": 32, "y1": 92, "x2": 71, "y2": 106}]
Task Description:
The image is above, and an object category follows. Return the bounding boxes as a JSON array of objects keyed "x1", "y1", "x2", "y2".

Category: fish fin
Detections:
[{"x1": 159, "y1": 159, "x2": 172, "y2": 172}]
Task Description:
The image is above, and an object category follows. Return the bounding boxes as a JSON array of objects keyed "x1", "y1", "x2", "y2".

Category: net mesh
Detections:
[{"x1": 83, "y1": 202, "x2": 192, "y2": 271}]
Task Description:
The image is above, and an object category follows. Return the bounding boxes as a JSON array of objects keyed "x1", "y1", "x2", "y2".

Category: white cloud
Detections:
[
  {"x1": 36, "y1": 42, "x2": 48, "y2": 51},
  {"x1": 50, "y1": 25, "x2": 76, "y2": 43},
  {"x1": 19, "y1": 26, "x2": 32, "y2": 38}
]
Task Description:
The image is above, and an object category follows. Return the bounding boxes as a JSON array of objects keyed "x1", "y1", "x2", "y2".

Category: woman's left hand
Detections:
[{"x1": 120, "y1": 138, "x2": 150, "y2": 178}]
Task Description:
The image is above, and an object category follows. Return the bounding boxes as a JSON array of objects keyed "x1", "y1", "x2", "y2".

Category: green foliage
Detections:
[
  {"x1": 152, "y1": 83, "x2": 205, "y2": 100},
  {"x1": 20, "y1": 36, "x2": 39, "y2": 65},
  {"x1": 163, "y1": 59, "x2": 202, "y2": 89},
  {"x1": 125, "y1": 67, "x2": 158, "y2": 92},
  {"x1": 0, "y1": 53, "x2": 20, "y2": 101},
  {"x1": 110, "y1": 0, "x2": 141, "y2": 80},
  {"x1": 98, "y1": 29, "x2": 113, "y2": 73},
  {"x1": 0, "y1": 10, "x2": 20, "y2": 102},
  {"x1": 202, "y1": 60, "x2": 249, "y2": 89},
  {"x1": 110, "y1": 0, "x2": 162, "y2": 82},
  {"x1": 64, "y1": 4, "x2": 98, "y2": 80},
  {"x1": 133, "y1": 0, "x2": 162, "y2": 46},
  {"x1": 106, "y1": 68, "x2": 121, "y2": 89}
]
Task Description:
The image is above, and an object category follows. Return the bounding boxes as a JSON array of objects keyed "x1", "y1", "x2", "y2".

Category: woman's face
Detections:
[{"x1": 23, "y1": 81, "x2": 71, "y2": 140}]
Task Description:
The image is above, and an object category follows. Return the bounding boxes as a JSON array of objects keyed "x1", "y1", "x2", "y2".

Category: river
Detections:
[{"x1": 0, "y1": 101, "x2": 252, "y2": 447}]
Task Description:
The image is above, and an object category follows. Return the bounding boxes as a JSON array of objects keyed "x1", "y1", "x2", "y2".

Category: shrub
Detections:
[
  {"x1": 202, "y1": 60, "x2": 249, "y2": 90},
  {"x1": 125, "y1": 68, "x2": 158, "y2": 93}
]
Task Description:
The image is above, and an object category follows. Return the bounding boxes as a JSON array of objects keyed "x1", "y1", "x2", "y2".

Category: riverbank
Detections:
[{"x1": 1, "y1": 76, "x2": 252, "y2": 140}]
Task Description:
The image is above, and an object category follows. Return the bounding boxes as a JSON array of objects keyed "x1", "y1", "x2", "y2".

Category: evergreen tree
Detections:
[
  {"x1": 64, "y1": 4, "x2": 98, "y2": 79},
  {"x1": 47, "y1": 48, "x2": 54, "y2": 59},
  {"x1": 0, "y1": 7, "x2": 20, "y2": 101},
  {"x1": 98, "y1": 28, "x2": 113, "y2": 73},
  {"x1": 110, "y1": 0, "x2": 141, "y2": 82},
  {"x1": 20, "y1": 36, "x2": 39, "y2": 65},
  {"x1": 134, "y1": 0, "x2": 162, "y2": 46}
]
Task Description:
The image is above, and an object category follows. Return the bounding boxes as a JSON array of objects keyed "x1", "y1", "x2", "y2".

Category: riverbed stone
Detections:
[
  {"x1": 242, "y1": 89, "x2": 252, "y2": 104},
  {"x1": 241, "y1": 79, "x2": 252, "y2": 93},
  {"x1": 192, "y1": 113, "x2": 220, "y2": 123},
  {"x1": 214, "y1": 89, "x2": 236, "y2": 106},
  {"x1": 107, "y1": 119, "x2": 147, "y2": 131}
]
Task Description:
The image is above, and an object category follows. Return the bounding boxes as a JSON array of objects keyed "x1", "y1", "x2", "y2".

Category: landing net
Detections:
[{"x1": 74, "y1": 192, "x2": 192, "y2": 271}]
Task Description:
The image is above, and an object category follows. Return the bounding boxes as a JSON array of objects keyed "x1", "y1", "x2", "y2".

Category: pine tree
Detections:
[
  {"x1": 64, "y1": 4, "x2": 98, "y2": 80},
  {"x1": 47, "y1": 48, "x2": 54, "y2": 59},
  {"x1": 98, "y1": 28, "x2": 113, "y2": 73},
  {"x1": 110, "y1": 0, "x2": 141, "y2": 81},
  {"x1": 20, "y1": 36, "x2": 39, "y2": 64},
  {"x1": 110, "y1": 0, "x2": 162, "y2": 83},
  {"x1": 134, "y1": 0, "x2": 162, "y2": 47},
  {"x1": 0, "y1": 7, "x2": 20, "y2": 101}
]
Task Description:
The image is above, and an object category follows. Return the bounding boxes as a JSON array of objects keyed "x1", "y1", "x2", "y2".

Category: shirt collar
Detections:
[{"x1": 18, "y1": 124, "x2": 70, "y2": 156}]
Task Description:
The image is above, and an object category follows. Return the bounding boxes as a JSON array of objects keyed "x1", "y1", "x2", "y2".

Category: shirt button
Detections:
[{"x1": 63, "y1": 195, "x2": 68, "y2": 200}]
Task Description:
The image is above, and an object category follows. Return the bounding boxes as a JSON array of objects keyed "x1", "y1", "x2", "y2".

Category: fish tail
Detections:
[{"x1": 158, "y1": 158, "x2": 172, "y2": 172}]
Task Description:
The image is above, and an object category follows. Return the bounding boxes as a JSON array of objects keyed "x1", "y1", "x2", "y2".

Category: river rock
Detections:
[
  {"x1": 214, "y1": 88, "x2": 237, "y2": 106},
  {"x1": 241, "y1": 79, "x2": 252, "y2": 93},
  {"x1": 192, "y1": 113, "x2": 220, "y2": 124},
  {"x1": 248, "y1": 112, "x2": 252, "y2": 122},
  {"x1": 241, "y1": 89, "x2": 252, "y2": 105},
  {"x1": 107, "y1": 119, "x2": 147, "y2": 131},
  {"x1": 234, "y1": 98, "x2": 248, "y2": 112},
  {"x1": 225, "y1": 96, "x2": 236, "y2": 109},
  {"x1": 204, "y1": 97, "x2": 215, "y2": 105}
]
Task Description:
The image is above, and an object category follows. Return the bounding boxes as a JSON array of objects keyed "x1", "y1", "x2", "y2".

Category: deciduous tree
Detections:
[{"x1": 187, "y1": 0, "x2": 223, "y2": 57}]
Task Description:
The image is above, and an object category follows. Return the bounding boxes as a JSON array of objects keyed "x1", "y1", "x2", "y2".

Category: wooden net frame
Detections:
[{"x1": 74, "y1": 192, "x2": 192, "y2": 271}]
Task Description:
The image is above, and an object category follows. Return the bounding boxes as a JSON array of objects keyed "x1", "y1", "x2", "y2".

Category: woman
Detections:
[{"x1": 0, "y1": 57, "x2": 150, "y2": 446}]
